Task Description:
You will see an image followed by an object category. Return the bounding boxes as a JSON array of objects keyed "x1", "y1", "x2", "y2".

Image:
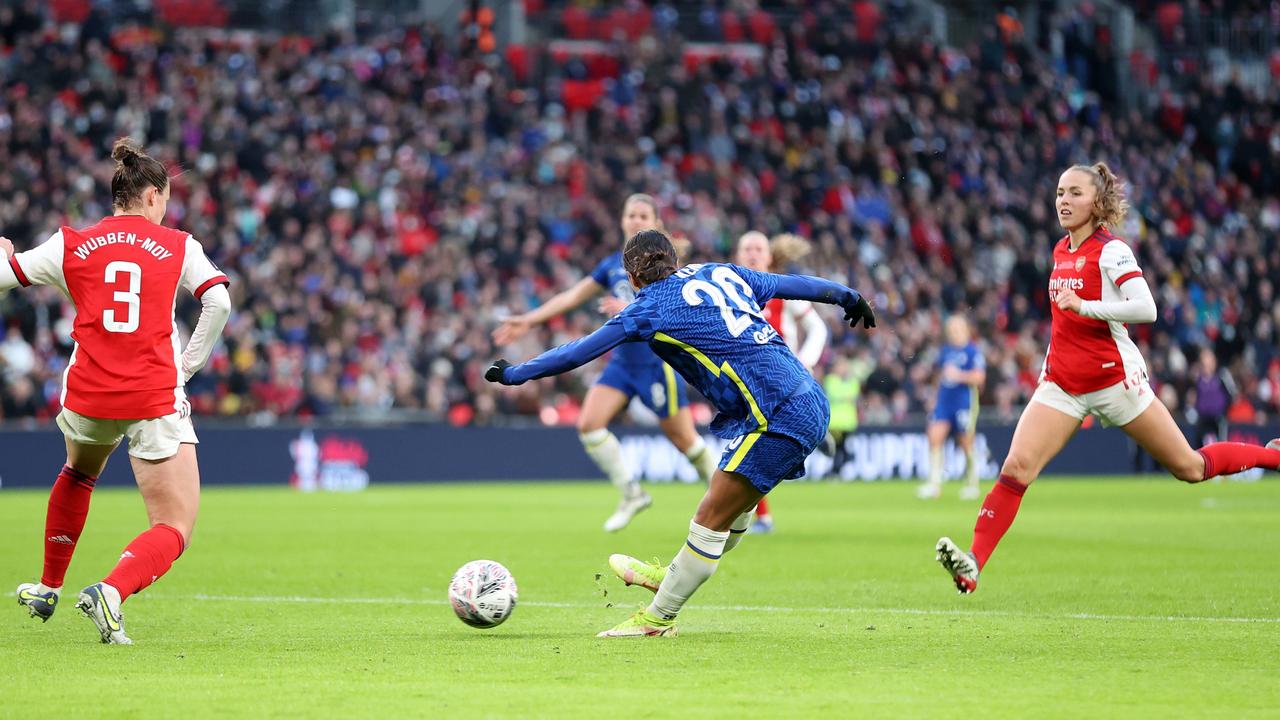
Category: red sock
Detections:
[
  {"x1": 41, "y1": 466, "x2": 97, "y2": 588},
  {"x1": 755, "y1": 497, "x2": 770, "y2": 518},
  {"x1": 970, "y1": 474, "x2": 1027, "y2": 569},
  {"x1": 103, "y1": 524, "x2": 185, "y2": 600},
  {"x1": 1197, "y1": 442, "x2": 1280, "y2": 480}
]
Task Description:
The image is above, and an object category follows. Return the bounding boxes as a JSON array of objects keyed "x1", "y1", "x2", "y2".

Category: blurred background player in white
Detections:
[
  {"x1": 937, "y1": 162, "x2": 1280, "y2": 594},
  {"x1": 10, "y1": 139, "x2": 231, "y2": 643},
  {"x1": 733, "y1": 231, "x2": 829, "y2": 533},
  {"x1": 493, "y1": 195, "x2": 716, "y2": 531},
  {"x1": 918, "y1": 316, "x2": 986, "y2": 500}
]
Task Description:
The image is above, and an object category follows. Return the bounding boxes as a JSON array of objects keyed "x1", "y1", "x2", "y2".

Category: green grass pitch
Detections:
[{"x1": 3, "y1": 478, "x2": 1279, "y2": 718}]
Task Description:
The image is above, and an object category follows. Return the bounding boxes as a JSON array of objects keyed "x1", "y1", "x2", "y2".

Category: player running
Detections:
[
  {"x1": 936, "y1": 163, "x2": 1280, "y2": 594},
  {"x1": 10, "y1": 139, "x2": 231, "y2": 643},
  {"x1": 486, "y1": 229, "x2": 875, "y2": 636},
  {"x1": 493, "y1": 195, "x2": 717, "y2": 532},
  {"x1": 734, "y1": 231, "x2": 829, "y2": 533},
  {"x1": 917, "y1": 316, "x2": 985, "y2": 500}
]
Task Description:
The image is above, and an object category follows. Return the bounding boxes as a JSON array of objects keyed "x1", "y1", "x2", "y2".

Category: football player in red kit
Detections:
[
  {"x1": 936, "y1": 162, "x2": 1280, "y2": 594},
  {"x1": 8, "y1": 139, "x2": 231, "y2": 643},
  {"x1": 735, "y1": 232, "x2": 830, "y2": 533}
]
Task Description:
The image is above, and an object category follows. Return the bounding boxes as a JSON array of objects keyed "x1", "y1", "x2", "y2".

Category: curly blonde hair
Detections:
[
  {"x1": 768, "y1": 233, "x2": 813, "y2": 271},
  {"x1": 1068, "y1": 162, "x2": 1129, "y2": 228}
]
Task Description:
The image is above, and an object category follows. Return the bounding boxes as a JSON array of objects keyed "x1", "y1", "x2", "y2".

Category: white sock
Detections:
[
  {"x1": 723, "y1": 511, "x2": 752, "y2": 554},
  {"x1": 964, "y1": 451, "x2": 978, "y2": 488},
  {"x1": 580, "y1": 429, "x2": 636, "y2": 497},
  {"x1": 684, "y1": 437, "x2": 717, "y2": 484},
  {"x1": 34, "y1": 582, "x2": 61, "y2": 595},
  {"x1": 648, "y1": 521, "x2": 729, "y2": 620},
  {"x1": 927, "y1": 446, "x2": 944, "y2": 487}
]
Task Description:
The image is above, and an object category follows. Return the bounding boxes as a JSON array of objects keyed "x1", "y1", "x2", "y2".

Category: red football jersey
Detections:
[
  {"x1": 1043, "y1": 227, "x2": 1147, "y2": 395},
  {"x1": 4, "y1": 215, "x2": 228, "y2": 419},
  {"x1": 764, "y1": 297, "x2": 785, "y2": 335}
]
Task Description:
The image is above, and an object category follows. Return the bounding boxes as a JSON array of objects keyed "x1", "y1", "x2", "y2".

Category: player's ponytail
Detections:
[
  {"x1": 110, "y1": 138, "x2": 169, "y2": 211},
  {"x1": 1070, "y1": 162, "x2": 1129, "y2": 229},
  {"x1": 623, "y1": 229, "x2": 679, "y2": 287},
  {"x1": 768, "y1": 233, "x2": 812, "y2": 272}
]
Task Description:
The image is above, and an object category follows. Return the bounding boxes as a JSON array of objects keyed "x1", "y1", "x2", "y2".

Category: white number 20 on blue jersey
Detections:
[{"x1": 680, "y1": 266, "x2": 763, "y2": 337}]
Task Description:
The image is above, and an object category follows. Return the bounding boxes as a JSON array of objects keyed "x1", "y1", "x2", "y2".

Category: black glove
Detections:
[
  {"x1": 843, "y1": 295, "x2": 876, "y2": 329},
  {"x1": 485, "y1": 359, "x2": 513, "y2": 384}
]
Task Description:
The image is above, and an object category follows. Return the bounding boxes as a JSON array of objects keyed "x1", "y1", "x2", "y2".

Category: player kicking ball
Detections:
[{"x1": 486, "y1": 229, "x2": 875, "y2": 636}]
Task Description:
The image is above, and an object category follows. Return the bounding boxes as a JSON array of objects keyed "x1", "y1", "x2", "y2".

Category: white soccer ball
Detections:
[{"x1": 448, "y1": 559, "x2": 518, "y2": 628}]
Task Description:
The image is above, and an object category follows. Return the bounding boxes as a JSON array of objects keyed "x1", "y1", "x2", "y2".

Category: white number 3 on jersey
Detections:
[{"x1": 102, "y1": 261, "x2": 141, "y2": 333}]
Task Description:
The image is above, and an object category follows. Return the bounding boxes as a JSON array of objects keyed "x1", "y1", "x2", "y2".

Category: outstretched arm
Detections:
[
  {"x1": 488, "y1": 321, "x2": 631, "y2": 385},
  {"x1": 523, "y1": 276, "x2": 603, "y2": 324},
  {"x1": 493, "y1": 276, "x2": 603, "y2": 344},
  {"x1": 772, "y1": 274, "x2": 876, "y2": 329}
]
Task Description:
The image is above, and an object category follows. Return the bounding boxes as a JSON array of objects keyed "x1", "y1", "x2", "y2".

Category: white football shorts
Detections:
[
  {"x1": 1031, "y1": 377, "x2": 1155, "y2": 428},
  {"x1": 57, "y1": 406, "x2": 199, "y2": 460}
]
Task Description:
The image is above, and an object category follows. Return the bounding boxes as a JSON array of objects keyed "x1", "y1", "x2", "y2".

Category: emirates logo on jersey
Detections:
[{"x1": 1075, "y1": 257, "x2": 1086, "y2": 272}]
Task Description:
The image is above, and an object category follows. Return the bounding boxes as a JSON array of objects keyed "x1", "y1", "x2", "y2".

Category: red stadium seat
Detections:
[
  {"x1": 50, "y1": 0, "x2": 91, "y2": 23},
  {"x1": 562, "y1": 6, "x2": 591, "y2": 39}
]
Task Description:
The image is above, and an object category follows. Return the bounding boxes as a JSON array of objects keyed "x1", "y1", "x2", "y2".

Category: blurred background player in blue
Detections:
[
  {"x1": 493, "y1": 195, "x2": 716, "y2": 532},
  {"x1": 918, "y1": 317, "x2": 986, "y2": 500},
  {"x1": 486, "y1": 230, "x2": 875, "y2": 637}
]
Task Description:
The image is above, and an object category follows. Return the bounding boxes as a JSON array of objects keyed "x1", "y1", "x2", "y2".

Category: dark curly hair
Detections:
[{"x1": 623, "y1": 229, "x2": 679, "y2": 287}]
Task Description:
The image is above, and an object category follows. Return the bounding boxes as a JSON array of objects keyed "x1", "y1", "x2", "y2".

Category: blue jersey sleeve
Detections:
[
  {"x1": 968, "y1": 343, "x2": 986, "y2": 371},
  {"x1": 729, "y1": 265, "x2": 781, "y2": 303},
  {"x1": 503, "y1": 319, "x2": 632, "y2": 385},
  {"x1": 589, "y1": 254, "x2": 614, "y2": 288},
  {"x1": 771, "y1": 273, "x2": 862, "y2": 310}
]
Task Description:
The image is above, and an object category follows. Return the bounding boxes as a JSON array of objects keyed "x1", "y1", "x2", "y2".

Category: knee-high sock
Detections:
[
  {"x1": 927, "y1": 446, "x2": 944, "y2": 487},
  {"x1": 580, "y1": 429, "x2": 636, "y2": 496},
  {"x1": 970, "y1": 474, "x2": 1026, "y2": 569},
  {"x1": 41, "y1": 466, "x2": 97, "y2": 588},
  {"x1": 684, "y1": 437, "x2": 717, "y2": 484},
  {"x1": 754, "y1": 497, "x2": 771, "y2": 519},
  {"x1": 722, "y1": 511, "x2": 752, "y2": 553},
  {"x1": 103, "y1": 524, "x2": 185, "y2": 601},
  {"x1": 648, "y1": 521, "x2": 729, "y2": 620},
  {"x1": 963, "y1": 450, "x2": 979, "y2": 487},
  {"x1": 1198, "y1": 442, "x2": 1280, "y2": 479}
]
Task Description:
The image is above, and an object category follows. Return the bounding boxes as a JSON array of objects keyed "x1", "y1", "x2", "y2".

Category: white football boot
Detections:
[
  {"x1": 603, "y1": 489, "x2": 652, "y2": 532},
  {"x1": 76, "y1": 582, "x2": 132, "y2": 645},
  {"x1": 935, "y1": 537, "x2": 980, "y2": 594}
]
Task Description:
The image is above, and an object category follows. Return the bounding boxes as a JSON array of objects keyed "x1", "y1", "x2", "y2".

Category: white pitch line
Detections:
[{"x1": 164, "y1": 593, "x2": 1280, "y2": 625}]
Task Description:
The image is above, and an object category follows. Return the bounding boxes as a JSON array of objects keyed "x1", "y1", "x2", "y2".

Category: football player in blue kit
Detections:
[
  {"x1": 918, "y1": 316, "x2": 986, "y2": 500},
  {"x1": 493, "y1": 195, "x2": 717, "y2": 532},
  {"x1": 486, "y1": 229, "x2": 876, "y2": 637}
]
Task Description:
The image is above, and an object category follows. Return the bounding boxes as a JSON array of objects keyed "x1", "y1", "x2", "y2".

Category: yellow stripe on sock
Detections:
[{"x1": 682, "y1": 542, "x2": 721, "y2": 564}]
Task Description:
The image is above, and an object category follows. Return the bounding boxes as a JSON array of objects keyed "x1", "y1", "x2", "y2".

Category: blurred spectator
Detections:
[
  {"x1": 0, "y1": 2, "x2": 1274, "y2": 430},
  {"x1": 1190, "y1": 347, "x2": 1236, "y2": 443}
]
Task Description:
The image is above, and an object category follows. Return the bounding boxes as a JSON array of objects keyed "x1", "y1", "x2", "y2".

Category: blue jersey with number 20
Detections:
[
  {"x1": 503, "y1": 263, "x2": 865, "y2": 452},
  {"x1": 612, "y1": 263, "x2": 821, "y2": 444}
]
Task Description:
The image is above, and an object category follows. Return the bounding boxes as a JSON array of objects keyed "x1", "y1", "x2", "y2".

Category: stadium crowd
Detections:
[{"x1": 0, "y1": 1, "x2": 1276, "y2": 432}]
